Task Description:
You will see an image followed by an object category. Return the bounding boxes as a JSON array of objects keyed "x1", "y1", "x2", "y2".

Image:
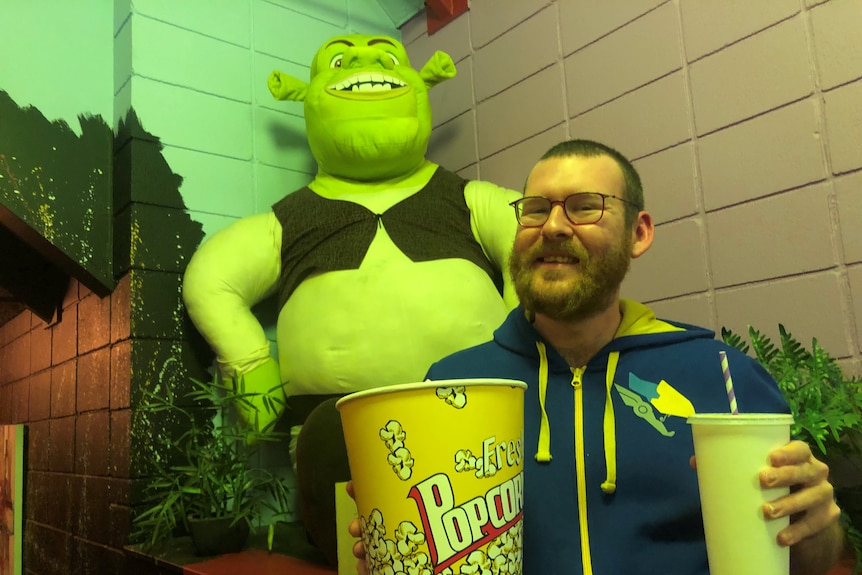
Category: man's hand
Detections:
[
  {"x1": 760, "y1": 440, "x2": 844, "y2": 575},
  {"x1": 346, "y1": 481, "x2": 369, "y2": 575}
]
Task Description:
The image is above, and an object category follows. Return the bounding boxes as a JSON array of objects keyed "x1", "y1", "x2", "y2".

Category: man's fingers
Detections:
[
  {"x1": 759, "y1": 453, "x2": 829, "y2": 489},
  {"x1": 772, "y1": 496, "x2": 841, "y2": 547},
  {"x1": 347, "y1": 480, "x2": 355, "y2": 498},
  {"x1": 349, "y1": 517, "x2": 362, "y2": 538},
  {"x1": 763, "y1": 480, "x2": 835, "y2": 520}
]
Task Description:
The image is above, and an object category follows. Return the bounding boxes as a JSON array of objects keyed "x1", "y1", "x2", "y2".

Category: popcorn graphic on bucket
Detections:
[{"x1": 337, "y1": 379, "x2": 527, "y2": 575}]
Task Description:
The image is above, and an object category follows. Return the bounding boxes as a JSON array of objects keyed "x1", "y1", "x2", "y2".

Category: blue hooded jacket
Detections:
[{"x1": 426, "y1": 300, "x2": 789, "y2": 575}]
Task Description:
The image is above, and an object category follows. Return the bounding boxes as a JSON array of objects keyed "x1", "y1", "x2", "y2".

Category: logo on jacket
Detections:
[{"x1": 614, "y1": 373, "x2": 695, "y2": 437}]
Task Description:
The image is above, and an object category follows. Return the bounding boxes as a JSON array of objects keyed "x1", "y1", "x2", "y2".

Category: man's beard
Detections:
[{"x1": 509, "y1": 234, "x2": 632, "y2": 322}]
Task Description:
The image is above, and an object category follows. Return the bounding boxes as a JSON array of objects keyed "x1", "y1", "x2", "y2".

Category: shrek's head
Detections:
[{"x1": 268, "y1": 34, "x2": 455, "y2": 181}]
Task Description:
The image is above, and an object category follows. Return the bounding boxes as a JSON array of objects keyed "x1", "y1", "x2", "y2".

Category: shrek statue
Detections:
[{"x1": 182, "y1": 34, "x2": 519, "y2": 564}]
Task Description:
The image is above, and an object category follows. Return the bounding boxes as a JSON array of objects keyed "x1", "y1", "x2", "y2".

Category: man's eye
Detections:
[
  {"x1": 330, "y1": 54, "x2": 343, "y2": 68},
  {"x1": 387, "y1": 53, "x2": 399, "y2": 66},
  {"x1": 569, "y1": 198, "x2": 602, "y2": 211},
  {"x1": 522, "y1": 202, "x2": 549, "y2": 215}
]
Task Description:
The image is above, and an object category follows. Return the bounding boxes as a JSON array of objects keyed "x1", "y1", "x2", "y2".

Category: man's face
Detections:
[{"x1": 509, "y1": 154, "x2": 634, "y2": 322}]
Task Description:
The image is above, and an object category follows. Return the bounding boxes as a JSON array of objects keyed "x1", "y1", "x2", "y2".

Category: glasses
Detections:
[{"x1": 509, "y1": 192, "x2": 642, "y2": 227}]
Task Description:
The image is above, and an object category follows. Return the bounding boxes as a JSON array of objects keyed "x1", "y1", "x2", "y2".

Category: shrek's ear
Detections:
[
  {"x1": 268, "y1": 71, "x2": 308, "y2": 102},
  {"x1": 419, "y1": 51, "x2": 457, "y2": 89}
]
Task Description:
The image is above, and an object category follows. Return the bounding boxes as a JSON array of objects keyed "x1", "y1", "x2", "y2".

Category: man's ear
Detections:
[
  {"x1": 630, "y1": 210, "x2": 655, "y2": 259},
  {"x1": 268, "y1": 71, "x2": 308, "y2": 102},
  {"x1": 419, "y1": 51, "x2": 457, "y2": 89}
]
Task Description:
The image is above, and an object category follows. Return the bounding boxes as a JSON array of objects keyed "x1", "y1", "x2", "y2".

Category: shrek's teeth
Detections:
[{"x1": 330, "y1": 73, "x2": 407, "y2": 92}]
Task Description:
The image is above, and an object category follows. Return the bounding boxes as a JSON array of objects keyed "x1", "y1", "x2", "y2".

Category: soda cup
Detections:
[{"x1": 687, "y1": 413, "x2": 794, "y2": 575}]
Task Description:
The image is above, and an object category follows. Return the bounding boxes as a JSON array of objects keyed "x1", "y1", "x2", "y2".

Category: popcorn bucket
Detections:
[{"x1": 336, "y1": 378, "x2": 527, "y2": 575}]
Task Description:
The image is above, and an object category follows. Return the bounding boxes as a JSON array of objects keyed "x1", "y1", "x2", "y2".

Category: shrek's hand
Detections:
[{"x1": 227, "y1": 357, "x2": 286, "y2": 433}]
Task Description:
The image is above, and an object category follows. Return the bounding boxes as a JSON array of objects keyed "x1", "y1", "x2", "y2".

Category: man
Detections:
[{"x1": 348, "y1": 139, "x2": 844, "y2": 574}]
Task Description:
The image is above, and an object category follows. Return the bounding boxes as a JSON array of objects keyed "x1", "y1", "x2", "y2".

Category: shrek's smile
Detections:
[{"x1": 327, "y1": 73, "x2": 410, "y2": 99}]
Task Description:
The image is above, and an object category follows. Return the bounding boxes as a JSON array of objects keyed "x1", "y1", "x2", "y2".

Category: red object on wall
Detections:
[{"x1": 426, "y1": 0, "x2": 468, "y2": 35}]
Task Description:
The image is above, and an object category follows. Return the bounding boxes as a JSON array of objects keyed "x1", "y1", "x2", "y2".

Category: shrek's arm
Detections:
[
  {"x1": 465, "y1": 180, "x2": 522, "y2": 309},
  {"x1": 182, "y1": 212, "x2": 285, "y2": 428}
]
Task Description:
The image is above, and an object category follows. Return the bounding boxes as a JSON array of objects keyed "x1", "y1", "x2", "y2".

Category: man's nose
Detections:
[
  {"x1": 542, "y1": 204, "x2": 574, "y2": 238},
  {"x1": 341, "y1": 46, "x2": 395, "y2": 70}
]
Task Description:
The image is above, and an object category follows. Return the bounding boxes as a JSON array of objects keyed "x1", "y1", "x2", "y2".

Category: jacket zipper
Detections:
[{"x1": 571, "y1": 366, "x2": 593, "y2": 575}]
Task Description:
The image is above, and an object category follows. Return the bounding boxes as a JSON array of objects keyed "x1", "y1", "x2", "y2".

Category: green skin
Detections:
[{"x1": 182, "y1": 35, "x2": 518, "y2": 433}]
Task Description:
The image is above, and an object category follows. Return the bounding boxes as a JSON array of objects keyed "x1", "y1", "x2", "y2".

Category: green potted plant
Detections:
[
  {"x1": 132, "y1": 371, "x2": 293, "y2": 556},
  {"x1": 721, "y1": 324, "x2": 862, "y2": 572}
]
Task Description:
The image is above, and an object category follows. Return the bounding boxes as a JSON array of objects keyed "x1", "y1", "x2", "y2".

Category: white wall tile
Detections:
[
  {"x1": 715, "y1": 272, "x2": 851, "y2": 358},
  {"x1": 849, "y1": 264, "x2": 862, "y2": 352},
  {"x1": 427, "y1": 111, "x2": 478, "y2": 172},
  {"x1": 131, "y1": 77, "x2": 253, "y2": 159},
  {"x1": 405, "y1": 8, "x2": 471, "y2": 66},
  {"x1": 474, "y1": 7, "x2": 559, "y2": 102},
  {"x1": 253, "y1": 1, "x2": 344, "y2": 65},
  {"x1": 253, "y1": 106, "x2": 315, "y2": 170},
  {"x1": 477, "y1": 65, "x2": 565, "y2": 158},
  {"x1": 469, "y1": 0, "x2": 551, "y2": 48},
  {"x1": 707, "y1": 184, "x2": 835, "y2": 287},
  {"x1": 132, "y1": 16, "x2": 252, "y2": 102},
  {"x1": 689, "y1": 17, "x2": 813, "y2": 136},
  {"x1": 624, "y1": 217, "x2": 709, "y2": 301},
  {"x1": 349, "y1": 0, "x2": 403, "y2": 36},
  {"x1": 810, "y1": 0, "x2": 862, "y2": 90},
  {"x1": 132, "y1": 0, "x2": 251, "y2": 47},
  {"x1": 644, "y1": 293, "x2": 715, "y2": 332},
  {"x1": 254, "y1": 163, "x2": 314, "y2": 211},
  {"x1": 162, "y1": 147, "x2": 255, "y2": 217},
  {"x1": 429, "y1": 57, "x2": 473, "y2": 128},
  {"x1": 680, "y1": 0, "x2": 799, "y2": 62},
  {"x1": 559, "y1": 0, "x2": 666, "y2": 55},
  {"x1": 114, "y1": 17, "x2": 132, "y2": 96},
  {"x1": 400, "y1": 9, "x2": 428, "y2": 45},
  {"x1": 478, "y1": 124, "x2": 568, "y2": 192},
  {"x1": 835, "y1": 171, "x2": 862, "y2": 264},
  {"x1": 824, "y1": 79, "x2": 862, "y2": 174},
  {"x1": 565, "y1": 2, "x2": 681, "y2": 116},
  {"x1": 569, "y1": 72, "x2": 690, "y2": 160},
  {"x1": 261, "y1": 0, "x2": 348, "y2": 28},
  {"x1": 698, "y1": 99, "x2": 826, "y2": 210},
  {"x1": 633, "y1": 142, "x2": 697, "y2": 224}
]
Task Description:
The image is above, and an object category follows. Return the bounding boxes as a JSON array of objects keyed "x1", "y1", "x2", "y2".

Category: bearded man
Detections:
[{"x1": 349, "y1": 139, "x2": 845, "y2": 575}]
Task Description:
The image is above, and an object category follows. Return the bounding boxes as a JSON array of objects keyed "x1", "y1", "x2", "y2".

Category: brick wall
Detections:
[
  {"x1": 0, "y1": 277, "x2": 137, "y2": 573},
  {"x1": 406, "y1": 0, "x2": 862, "y2": 375}
]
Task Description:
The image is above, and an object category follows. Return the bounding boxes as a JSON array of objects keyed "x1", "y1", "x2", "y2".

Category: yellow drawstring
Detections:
[
  {"x1": 535, "y1": 341, "x2": 552, "y2": 462},
  {"x1": 601, "y1": 351, "x2": 620, "y2": 494}
]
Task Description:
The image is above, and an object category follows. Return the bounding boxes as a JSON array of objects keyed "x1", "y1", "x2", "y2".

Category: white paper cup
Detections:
[
  {"x1": 687, "y1": 413, "x2": 794, "y2": 575},
  {"x1": 337, "y1": 379, "x2": 527, "y2": 575}
]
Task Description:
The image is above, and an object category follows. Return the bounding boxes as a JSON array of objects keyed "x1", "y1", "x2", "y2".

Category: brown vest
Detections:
[{"x1": 271, "y1": 167, "x2": 502, "y2": 308}]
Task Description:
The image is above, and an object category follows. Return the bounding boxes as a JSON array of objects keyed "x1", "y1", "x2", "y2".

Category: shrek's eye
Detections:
[
  {"x1": 330, "y1": 54, "x2": 343, "y2": 68},
  {"x1": 387, "y1": 53, "x2": 399, "y2": 66}
]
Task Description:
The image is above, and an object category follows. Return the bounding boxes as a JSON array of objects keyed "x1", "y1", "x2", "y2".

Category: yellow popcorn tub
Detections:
[{"x1": 337, "y1": 378, "x2": 527, "y2": 575}]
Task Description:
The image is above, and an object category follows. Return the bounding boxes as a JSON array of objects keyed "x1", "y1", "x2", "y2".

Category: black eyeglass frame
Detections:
[{"x1": 508, "y1": 192, "x2": 643, "y2": 227}]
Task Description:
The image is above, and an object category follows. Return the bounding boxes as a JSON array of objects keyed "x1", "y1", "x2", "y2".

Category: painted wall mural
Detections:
[{"x1": 0, "y1": 89, "x2": 112, "y2": 294}]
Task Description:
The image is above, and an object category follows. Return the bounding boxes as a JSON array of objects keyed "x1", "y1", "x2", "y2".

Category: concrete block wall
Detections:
[
  {"x1": 404, "y1": 0, "x2": 862, "y2": 375},
  {"x1": 113, "y1": 0, "x2": 404, "y2": 240}
]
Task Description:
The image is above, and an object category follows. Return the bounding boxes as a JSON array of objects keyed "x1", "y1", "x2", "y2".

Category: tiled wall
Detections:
[
  {"x1": 405, "y1": 0, "x2": 862, "y2": 375},
  {"x1": 113, "y1": 0, "x2": 404, "y2": 241}
]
